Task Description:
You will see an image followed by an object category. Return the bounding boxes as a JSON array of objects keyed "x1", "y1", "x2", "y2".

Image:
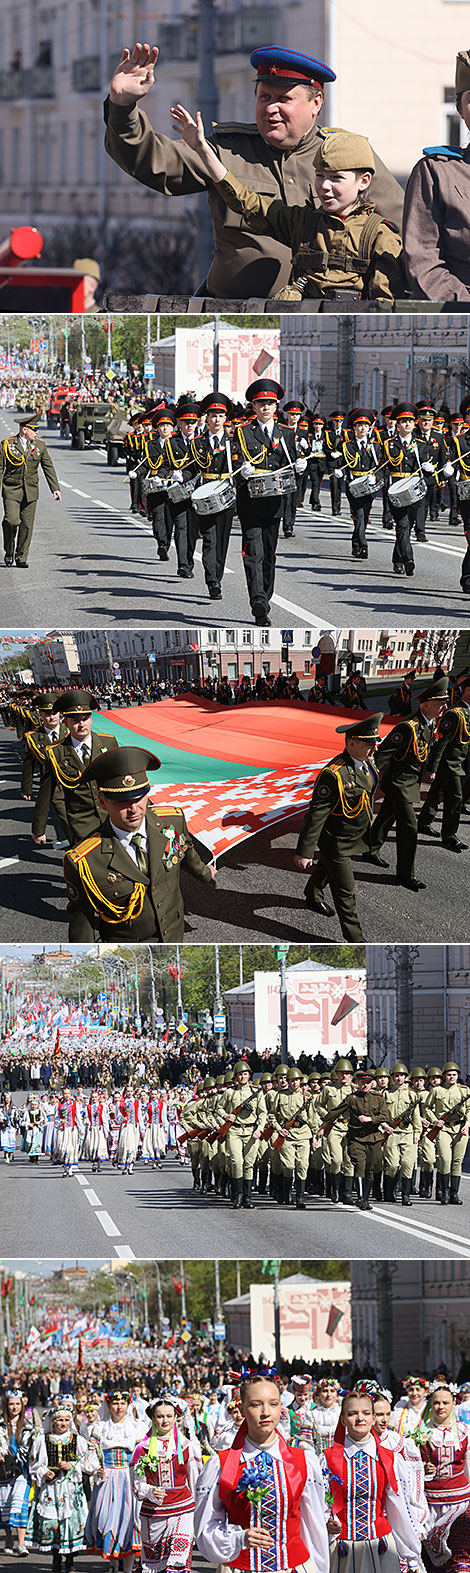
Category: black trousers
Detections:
[
  {"x1": 459, "y1": 499, "x2": 470, "y2": 592},
  {"x1": 308, "y1": 461, "x2": 324, "y2": 508},
  {"x1": 148, "y1": 494, "x2": 173, "y2": 553},
  {"x1": 419, "y1": 763, "x2": 464, "y2": 841},
  {"x1": 347, "y1": 490, "x2": 373, "y2": 553},
  {"x1": 168, "y1": 500, "x2": 198, "y2": 572},
  {"x1": 239, "y1": 514, "x2": 280, "y2": 614},
  {"x1": 389, "y1": 503, "x2": 416, "y2": 570},
  {"x1": 329, "y1": 473, "x2": 342, "y2": 513}
]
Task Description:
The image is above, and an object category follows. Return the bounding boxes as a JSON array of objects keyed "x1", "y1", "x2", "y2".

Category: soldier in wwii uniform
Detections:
[{"x1": 403, "y1": 48, "x2": 470, "y2": 302}]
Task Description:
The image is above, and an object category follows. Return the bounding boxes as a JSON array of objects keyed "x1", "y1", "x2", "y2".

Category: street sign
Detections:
[
  {"x1": 149, "y1": 653, "x2": 156, "y2": 662},
  {"x1": 273, "y1": 944, "x2": 290, "y2": 960},
  {"x1": 120, "y1": 359, "x2": 127, "y2": 374},
  {"x1": 213, "y1": 1013, "x2": 226, "y2": 1031},
  {"x1": 281, "y1": 629, "x2": 293, "y2": 643},
  {"x1": 144, "y1": 362, "x2": 154, "y2": 377},
  {"x1": 181, "y1": 1331, "x2": 191, "y2": 1342},
  {"x1": 311, "y1": 646, "x2": 321, "y2": 660},
  {"x1": 214, "y1": 1321, "x2": 226, "y2": 1340},
  {"x1": 40, "y1": 339, "x2": 48, "y2": 351}
]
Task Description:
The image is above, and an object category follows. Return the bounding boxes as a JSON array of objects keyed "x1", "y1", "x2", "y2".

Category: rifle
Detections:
[
  {"x1": 272, "y1": 1109, "x2": 311, "y2": 1151},
  {"x1": 425, "y1": 1096, "x2": 470, "y2": 1144},
  {"x1": 211, "y1": 1091, "x2": 262, "y2": 1144},
  {"x1": 319, "y1": 1094, "x2": 353, "y2": 1138},
  {"x1": 380, "y1": 1100, "x2": 417, "y2": 1146}
]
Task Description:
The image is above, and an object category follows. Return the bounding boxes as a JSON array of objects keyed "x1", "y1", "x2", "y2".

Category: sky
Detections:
[{"x1": 0, "y1": 1260, "x2": 114, "y2": 1274}]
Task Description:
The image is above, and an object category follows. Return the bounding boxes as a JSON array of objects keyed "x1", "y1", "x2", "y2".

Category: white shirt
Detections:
[
  {"x1": 112, "y1": 822, "x2": 148, "y2": 866},
  {"x1": 260, "y1": 420, "x2": 275, "y2": 439},
  {"x1": 71, "y1": 737, "x2": 92, "y2": 763},
  {"x1": 195, "y1": 1432, "x2": 330, "y2": 1573}
]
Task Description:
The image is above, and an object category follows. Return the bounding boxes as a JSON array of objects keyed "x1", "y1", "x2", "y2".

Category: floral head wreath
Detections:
[
  {"x1": 230, "y1": 1364, "x2": 278, "y2": 1382},
  {"x1": 428, "y1": 1380, "x2": 459, "y2": 1397},
  {"x1": 354, "y1": 1379, "x2": 393, "y2": 1404},
  {"x1": 402, "y1": 1375, "x2": 429, "y2": 1390}
]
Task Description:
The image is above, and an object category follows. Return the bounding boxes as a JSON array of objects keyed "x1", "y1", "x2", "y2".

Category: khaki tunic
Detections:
[
  {"x1": 270, "y1": 1088, "x2": 316, "y2": 1178},
  {"x1": 382, "y1": 1087, "x2": 421, "y2": 1179},
  {"x1": 403, "y1": 148, "x2": 470, "y2": 302},
  {"x1": 216, "y1": 1085, "x2": 267, "y2": 1179},
  {"x1": 104, "y1": 101, "x2": 405, "y2": 298},
  {"x1": 317, "y1": 1082, "x2": 354, "y2": 1175},
  {"x1": 425, "y1": 1084, "x2": 470, "y2": 1174}
]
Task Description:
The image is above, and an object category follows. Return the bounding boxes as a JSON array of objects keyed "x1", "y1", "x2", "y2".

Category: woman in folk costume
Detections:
[
  {"x1": 391, "y1": 1379, "x2": 430, "y2": 1440},
  {"x1": 322, "y1": 1388, "x2": 423, "y2": 1573},
  {"x1": 41, "y1": 1095, "x2": 56, "y2": 1159},
  {"x1": 21, "y1": 1094, "x2": 45, "y2": 1163},
  {"x1": 0, "y1": 1389, "x2": 37, "y2": 1555},
  {"x1": 83, "y1": 1091, "x2": 110, "y2": 1173},
  {"x1": 131, "y1": 1393, "x2": 203, "y2": 1573},
  {"x1": 283, "y1": 1376, "x2": 322, "y2": 1453},
  {"x1": 312, "y1": 1379, "x2": 342, "y2": 1449},
  {"x1": 141, "y1": 1088, "x2": 168, "y2": 1169},
  {"x1": 116, "y1": 1087, "x2": 145, "y2": 1175},
  {"x1": 370, "y1": 1386, "x2": 431, "y2": 1554},
  {"x1": 0, "y1": 1093, "x2": 17, "y2": 1164},
  {"x1": 54, "y1": 1090, "x2": 84, "y2": 1177},
  {"x1": 418, "y1": 1381, "x2": 470, "y2": 1570},
  {"x1": 194, "y1": 1372, "x2": 329, "y2": 1573},
  {"x1": 84, "y1": 1389, "x2": 145, "y2": 1568},
  {"x1": 26, "y1": 1397, "x2": 88, "y2": 1570}
]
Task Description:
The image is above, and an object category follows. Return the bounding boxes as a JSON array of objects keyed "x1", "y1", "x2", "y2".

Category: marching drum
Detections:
[
  {"x1": 348, "y1": 472, "x2": 380, "y2": 499},
  {"x1": 388, "y1": 474, "x2": 427, "y2": 509},
  {"x1": 457, "y1": 475, "x2": 470, "y2": 501},
  {"x1": 247, "y1": 471, "x2": 296, "y2": 498},
  {"x1": 141, "y1": 474, "x2": 166, "y2": 497},
  {"x1": 192, "y1": 478, "x2": 236, "y2": 516},
  {"x1": 167, "y1": 475, "x2": 197, "y2": 504}
]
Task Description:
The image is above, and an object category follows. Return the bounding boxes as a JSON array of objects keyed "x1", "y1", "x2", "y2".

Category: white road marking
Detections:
[
  {"x1": 272, "y1": 591, "x2": 324, "y2": 623},
  {"x1": 95, "y1": 1210, "x2": 121, "y2": 1237},
  {"x1": 117, "y1": 1244, "x2": 136, "y2": 1261},
  {"x1": 75, "y1": 1174, "x2": 89, "y2": 1188},
  {"x1": 84, "y1": 1188, "x2": 102, "y2": 1206},
  {"x1": 341, "y1": 1202, "x2": 470, "y2": 1256},
  {"x1": 0, "y1": 856, "x2": 20, "y2": 868},
  {"x1": 376, "y1": 1204, "x2": 470, "y2": 1246}
]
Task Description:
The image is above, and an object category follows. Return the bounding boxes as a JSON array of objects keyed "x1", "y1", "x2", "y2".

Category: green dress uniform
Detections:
[
  {"x1": 21, "y1": 718, "x2": 67, "y2": 797},
  {"x1": 1, "y1": 427, "x2": 60, "y2": 566},
  {"x1": 424, "y1": 1077, "x2": 470, "y2": 1202},
  {"x1": 63, "y1": 803, "x2": 213, "y2": 941},
  {"x1": 382, "y1": 1082, "x2": 421, "y2": 1203},
  {"x1": 370, "y1": 711, "x2": 435, "y2": 881},
  {"x1": 32, "y1": 731, "x2": 120, "y2": 844},
  {"x1": 216, "y1": 1078, "x2": 267, "y2": 1204},
  {"x1": 104, "y1": 101, "x2": 404, "y2": 299},
  {"x1": 296, "y1": 721, "x2": 382, "y2": 941},
  {"x1": 343, "y1": 1084, "x2": 389, "y2": 1209},
  {"x1": 418, "y1": 699, "x2": 470, "y2": 845}
]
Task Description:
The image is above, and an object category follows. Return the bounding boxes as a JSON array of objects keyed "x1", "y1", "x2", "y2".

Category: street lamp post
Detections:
[
  {"x1": 273, "y1": 944, "x2": 290, "y2": 1063},
  {"x1": 214, "y1": 943, "x2": 224, "y2": 1053}
]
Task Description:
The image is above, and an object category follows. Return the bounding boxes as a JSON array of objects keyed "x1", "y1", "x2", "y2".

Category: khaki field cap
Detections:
[
  {"x1": 313, "y1": 131, "x2": 376, "y2": 175},
  {"x1": 455, "y1": 49, "x2": 470, "y2": 96}
]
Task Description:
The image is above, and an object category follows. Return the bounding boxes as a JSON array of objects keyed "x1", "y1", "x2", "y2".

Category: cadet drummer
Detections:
[
  {"x1": 63, "y1": 745, "x2": 215, "y2": 942},
  {"x1": 294, "y1": 712, "x2": 383, "y2": 942}
]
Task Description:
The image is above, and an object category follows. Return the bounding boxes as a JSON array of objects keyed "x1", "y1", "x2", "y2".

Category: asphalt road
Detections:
[
  {"x1": 0, "y1": 1528, "x2": 213, "y2": 1573},
  {"x1": 1, "y1": 1142, "x2": 470, "y2": 1259},
  {"x1": 1, "y1": 724, "x2": 469, "y2": 943},
  {"x1": 0, "y1": 414, "x2": 467, "y2": 627}
]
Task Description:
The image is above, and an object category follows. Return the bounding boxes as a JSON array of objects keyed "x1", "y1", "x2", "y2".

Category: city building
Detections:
[
  {"x1": 29, "y1": 633, "x2": 80, "y2": 685},
  {"x1": 335, "y1": 628, "x2": 459, "y2": 680},
  {"x1": 280, "y1": 315, "x2": 470, "y2": 415},
  {"x1": 366, "y1": 945, "x2": 470, "y2": 1075},
  {"x1": 351, "y1": 1261, "x2": 470, "y2": 1379},
  {"x1": 74, "y1": 627, "x2": 336, "y2": 687},
  {"x1": 225, "y1": 959, "x2": 366, "y2": 1058}
]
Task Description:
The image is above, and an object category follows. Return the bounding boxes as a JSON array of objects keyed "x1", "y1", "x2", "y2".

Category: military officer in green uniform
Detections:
[
  {"x1": 1, "y1": 409, "x2": 61, "y2": 567},
  {"x1": 21, "y1": 693, "x2": 66, "y2": 800},
  {"x1": 32, "y1": 689, "x2": 119, "y2": 847},
  {"x1": 215, "y1": 1060, "x2": 266, "y2": 1210},
  {"x1": 418, "y1": 673, "x2": 470, "y2": 852},
  {"x1": 105, "y1": 44, "x2": 404, "y2": 300},
  {"x1": 63, "y1": 745, "x2": 215, "y2": 942},
  {"x1": 382, "y1": 1063, "x2": 421, "y2": 1207},
  {"x1": 367, "y1": 676, "x2": 448, "y2": 890},
  {"x1": 343, "y1": 1067, "x2": 389, "y2": 1212},
  {"x1": 388, "y1": 671, "x2": 416, "y2": 716},
  {"x1": 423, "y1": 1061, "x2": 470, "y2": 1206},
  {"x1": 294, "y1": 712, "x2": 383, "y2": 941},
  {"x1": 269, "y1": 1064, "x2": 317, "y2": 1210},
  {"x1": 316, "y1": 1058, "x2": 355, "y2": 1205}
]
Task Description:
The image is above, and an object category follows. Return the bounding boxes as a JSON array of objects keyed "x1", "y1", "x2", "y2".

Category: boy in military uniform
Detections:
[
  {"x1": 336, "y1": 409, "x2": 381, "y2": 558},
  {"x1": 324, "y1": 412, "x2": 346, "y2": 515},
  {"x1": 140, "y1": 405, "x2": 175, "y2": 559},
  {"x1": 280, "y1": 400, "x2": 309, "y2": 537},
  {"x1": 294, "y1": 712, "x2": 383, "y2": 942},
  {"x1": 171, "y1": 111, "x2": 405, "y2": 304},
  {"x1": 414, "y1": 401, "x2": 447, "y2": 537},
  {"x1": 367, "y1": 676, "x2": 448, "y2": 890},
  {"x1": 190, "y1": 391, "x2": 236, "y2": 597},
  {"x1": 1, "y1": 409, "x2": 61, "y2": 568},
  {"x1": 418, "y1": 673, "x2": 470, "y2": 851},
  {"x1": 63, "y1": 745, "x2": 215, "y2": 942},
  {"x1": 21, "y1": 694, "x2": 66, "y2": 800},
  {"x1": 230, "y1": 377, "x2": 298, "y2": 626},
  {"x1": 32, "y1": 690, "x2": 119, "y2": 848},
  {"x1": 316, "y1": 1059, "x2": 355, "y2": 1205},
  {"x1": 269, "y1": 1064, "x2": 317, "y2": 1210},
  {"x1": 307, "y1": 415, "x2": 326, "y2": 512},
  {"x1": 215, "y1": 1059, "x2": 266, "y2": 1210}
]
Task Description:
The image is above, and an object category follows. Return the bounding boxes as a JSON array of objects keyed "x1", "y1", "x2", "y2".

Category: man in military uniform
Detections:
[
  {"x1": 384, "y1": 404, "x2": 452, "y2": 577},
  {"x1": 163, "y1": 397, "x2": 200, "y2": 578},
  {"x1": 418, "y1": 674, "x2": 470, "y2": 852},
  {"x1": 340, "y1": 671, "x2": 369, "y2": 710},
  {"x1": 366, "y1": 676, "x2": 448, "y2": 890},
  {"x1": 324, "y1": 412, "x2": 346, "y2": 515},
  {"x1": 63, "y1": 745, "x2": 215, "y2": 942},
  {"x1": 140, "y1": 405, "x2": 175, "y2": 559},
  {"x1": 269, "y1": 1064, "x2": 316, "y2": 1210},
  {"x1": 20, "y1": 693, "x2": 66, "y2": 800},
  {"x1": 411, "y1": 1066, "x2": 435, "y2": 1198},
  {"x1": 376, "y1": 406, "x2": 396, "y2": 528},
  {"x1": 32, "y1": 690, "x2": 119, "y2": 847},
  {"x1": 231, "y1": 378, "x2": 297, "y2": 626},
  {"x1": 388, "y1": 670, "x2": 416, "y2": 716},
  {"x1": 294, "y1": 712, "x2": 383, "y2": 942},
  {"x1": 190, "y1": 391, "x2": 237, "y2": 597},
  {"x1": 316, "y1": 1059, "x2": 355, "y2": 1205},
  {"x1": 1, "y1": 409, "x2": 61, "y2": 568},
  {"x1": 256, "y1": 1071, "x2": 276, "y2": 1195},
  {"x1": 215, "y1": 1060, "x2": 266, "y2": 1210},
  {"x1": 343, "y1": 1067, "x2": 389, "y2": 1211},
  {"x1": 280, "y1": 401, "x2": 309, "y2": 537},
  {"x1": 382, "y1": 1063, "x2": 421, "y2": 1207},
  {"x1": 424, "y1": 1062, "x2": 470, "y2": 1205},
  {"x1": 403, "y1": 48, "x2": 470, "y2": 303},
  {"x1": 307, "y1": 414, "x2": 326, "y2": 512},
  {"x1": 105, "y1": 43, "x2": 404, "y2": 299},
  {"x1": 179, "y1": 1077, "x2": 208, "y2": 1190}
]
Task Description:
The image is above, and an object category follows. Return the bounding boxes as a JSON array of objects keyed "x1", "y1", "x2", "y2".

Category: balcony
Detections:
[
  {"x1": 72, "y1": 56, "x2": 101, "y2": 93},
  {"x1": 0, "y1": 65, "x2": 55, "y2": 98},
  {"x1": 158, "y1": 7, "x2": 279, "y2": 62}
]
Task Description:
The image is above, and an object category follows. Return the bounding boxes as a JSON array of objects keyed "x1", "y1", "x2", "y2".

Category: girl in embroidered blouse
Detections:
[
  {"x1": 323, "y1": 1389, "x2": 423, "y2": 1573},
  {"x1": 418, "y1": 1383, "x2": 470, "y2": 1571},
  {"x1": 194, "y1": 1373, "x2": 329, "y2": 1573},
  {"x1": 131, "y1": 1395, "x2": 202, "y2": 1573}
]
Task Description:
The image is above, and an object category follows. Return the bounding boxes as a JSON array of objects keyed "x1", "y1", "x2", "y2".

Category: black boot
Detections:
[
  {"x1": 435, "y1": 1171, "x2": 443, "y2": 1201},
  {"x1": 232, "y1": 1177, "x2": 243, "y2": 1209},
  {"x1": 243, "y1": 1178, "x2": 254, "y2": 1209},
  {"x1": 419, "y1": 1169, "x2": 427, "y2": 1197},
  {"x1": 372, "y1": 1172, "x2": 383, "y2": 1202},
  {"x1": 383, "y1": 1174, "x2": 394, "y2": 1202},
  {"x1": 275, "y1": 1173, "x2": 284, "y2": 1204},
  {"x1": 363, "y1": 1178, "x2": 373, "y2": 1211},
  {"x1": 296, "y1": 1177, "x2": 307, "y2": 1210},
  {"x1": 284, "y1": 1173, "x2": 293, "y2": 1205},
  {"x1": 338, "y1": 1173, "x2": 345, "y2": 1201},
  {"x1": 425, "y1": 1171, "x2": 434, "y2": 1199},
  {"x1": 356, "y1": 1177, "x2": 366, "y2": 1209},
  {"x1": 342, "y1": 1176, "x2": 354, "y2": 1204},
  {"x1": 330, "y1": 1174, "x2": 339, "y2": 1204},
  {"x1": 316, "y1": 1168, "x2": 325, "y2": 1197},
  {"x1": 393, "y1": 1170, "x2": 402, "y2": 1202},
  {"x1": 440, "y1": 1174, "x2": 450, "y2": 1205},
  {"x1": 450, "y1": 1175, "x2": 463, "y2": 1205},
  {"x1": 258, "y1": 1167, "x2": 268, "y2": 1195},
  {"x1": 410, "y1": 1166, "x2": 418, "y2": 1195},
  {"x1": 215, "y1": 1174, "x2": 222, "y2": 1195},
  {"x1": 192, "y1": 1166, "x2": 201, "y2": 1191},
  {"x1": 401, "y1": 1176, "x2": 412, "y2": 1207}
]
